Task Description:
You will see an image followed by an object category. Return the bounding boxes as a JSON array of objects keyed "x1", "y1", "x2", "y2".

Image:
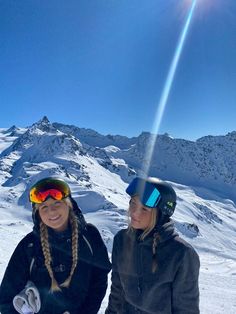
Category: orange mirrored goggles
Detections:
[{"x1": 29, "y1": 178, "x2": 71, "y2": 204}]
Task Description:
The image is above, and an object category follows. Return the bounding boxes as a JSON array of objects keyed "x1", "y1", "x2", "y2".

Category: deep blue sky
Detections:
[{"x1": 0, "y1": 0, "x2": 235, "y2": 140}]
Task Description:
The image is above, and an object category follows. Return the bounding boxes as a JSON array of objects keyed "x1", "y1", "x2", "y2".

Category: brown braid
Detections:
[
  {"x1": 152, "y1": 232, "x2": 160, "y2": 273},
  {"x1": 60, "y1": 210, "x2": 79, "y2": 288},
  {"x1": 40, "y1": 222, "x2": 61, "y2": 291},
  {"x1": 38, "y1": 198, "x2": 79, "y2": 292}
]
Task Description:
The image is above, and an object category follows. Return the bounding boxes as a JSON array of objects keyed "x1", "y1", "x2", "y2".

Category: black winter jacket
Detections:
[
  {"x1": 106, "y1": 220, "x2": 200, "y2": 314},
  {"x1": 0, "y1": 223, "x2": 111, "y2": 314}
]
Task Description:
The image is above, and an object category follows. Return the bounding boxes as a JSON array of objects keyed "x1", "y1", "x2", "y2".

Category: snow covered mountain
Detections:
[
  {"x1": 0, "y1": 116, "x2": 236, "y2": 313},
  {"x1": 55, "y1": 119, "x2": 236, "y2": 201}
]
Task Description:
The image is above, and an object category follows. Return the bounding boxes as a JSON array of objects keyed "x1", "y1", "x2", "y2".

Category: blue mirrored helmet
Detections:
[{"x1": 126, "y1": 177, "x2": 177, "y2": 217}]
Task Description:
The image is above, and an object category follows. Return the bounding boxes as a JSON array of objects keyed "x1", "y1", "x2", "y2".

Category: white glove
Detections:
[
  {"x1": 13, "y1": 281, "x2": 41, "y2": 314},
  {"x1": 22, "y1": 304, "x2": 34, "y2": 314}
]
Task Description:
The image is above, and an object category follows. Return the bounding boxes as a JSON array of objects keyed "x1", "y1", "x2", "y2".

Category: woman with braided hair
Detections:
[
  {"x1": 106, "y1": 177, "x2": 200, "y2": 314},
  {"x1": 0, "y1": 177, "x2": 111, "y2": 314}
]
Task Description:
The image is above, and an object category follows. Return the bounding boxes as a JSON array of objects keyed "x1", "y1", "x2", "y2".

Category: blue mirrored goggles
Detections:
[{"x1": 126, "y1": 178, "x2": 162, "y2": 208}]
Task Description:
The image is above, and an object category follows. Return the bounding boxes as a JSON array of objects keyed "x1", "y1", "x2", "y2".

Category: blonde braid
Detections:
[
  {"x1": 152, "y1": 232, "x2": 160, "y2": 273},
  {"x1": 40, "y1": 222, "x2": 61, "y2": 292},
  {"x1": 60, "y1": 210, "x2": 79, "y2": 288}
]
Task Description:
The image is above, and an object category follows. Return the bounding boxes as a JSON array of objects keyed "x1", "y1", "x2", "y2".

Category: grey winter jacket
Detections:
[{"x1": 105, "y1": 220, "x2": 200, "y2": 314}]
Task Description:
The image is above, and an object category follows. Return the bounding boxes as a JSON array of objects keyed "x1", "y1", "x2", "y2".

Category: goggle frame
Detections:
[
  {"x1": 126, "y1": 178, "x2": 162, "y2": 209},
  {"x1": 29, "y1": 178, "x2": 71, "y2": 204}
]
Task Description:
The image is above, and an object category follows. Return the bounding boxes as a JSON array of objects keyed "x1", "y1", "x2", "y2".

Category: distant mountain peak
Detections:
[
  {"x1": 226, "y1": 131, "x2": 236, "y2": 138},
  {"x1": 6, "y1": 125, "x2": 17, "y2": 132},
  {"x1": 32, "y1": 116, "x2": 50, "y2": 126},
  {"x1": 40, "y1": 116, "x2": 50, "y2": 124},
  {"x1": 30, "y1": 116, "x2": 57, "y2": 133},
  {"x1": 4, "y1": 125, "x2": 19, "y2": 135}
]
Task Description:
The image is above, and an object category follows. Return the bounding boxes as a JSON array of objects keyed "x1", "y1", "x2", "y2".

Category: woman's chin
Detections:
[{"x1": 130, "y1": 221, "x2": 140, "y2": 229}]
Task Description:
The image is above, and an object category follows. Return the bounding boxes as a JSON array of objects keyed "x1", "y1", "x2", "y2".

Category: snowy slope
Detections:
[{"x1": 0, "y1": 117, "x2": 236, "y2": 313}]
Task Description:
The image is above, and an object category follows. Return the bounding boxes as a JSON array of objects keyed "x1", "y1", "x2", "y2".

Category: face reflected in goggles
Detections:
[
  {"x1": 29, "y1": 178, "x2": 71, "y2": 204},
  {"x1": 126, "y1": 178, "x2": 161, "y2": 208}
]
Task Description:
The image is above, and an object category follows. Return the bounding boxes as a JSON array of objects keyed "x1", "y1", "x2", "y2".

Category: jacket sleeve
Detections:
[
  {"x1": 79, "y1": 224, "x2": 111, "y2": 314},
  {"x1": 172, "y1": 246, "x2": 200, "y2": 314},
  {"x1": 0, "y1": 237, "x2": 31, "y2": 314},
  {"x1": 105, "y1": 233, "x2": 126, "y2": 314}
]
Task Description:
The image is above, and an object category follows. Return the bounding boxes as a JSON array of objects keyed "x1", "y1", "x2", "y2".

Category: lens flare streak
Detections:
[{"x1": 143, "y1": 0, "x2": 197, "y2": 176}]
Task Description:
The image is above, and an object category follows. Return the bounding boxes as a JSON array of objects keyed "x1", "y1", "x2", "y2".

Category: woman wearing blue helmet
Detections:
[{"x1": 106, "y1": 176, "x2": 200, "y2": 314}]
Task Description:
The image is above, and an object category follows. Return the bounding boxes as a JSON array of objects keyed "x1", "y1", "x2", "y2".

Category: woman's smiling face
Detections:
[{"x1": 38, "y1": 197, "x2": 70, "y2": 232}]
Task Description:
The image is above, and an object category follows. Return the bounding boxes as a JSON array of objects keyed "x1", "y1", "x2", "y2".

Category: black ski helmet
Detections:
[{"x1": 126, "y1": 177, "x2": 177, "y2": 217}]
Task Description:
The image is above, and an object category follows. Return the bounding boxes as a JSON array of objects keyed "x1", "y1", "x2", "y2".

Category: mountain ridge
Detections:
[{"x1": 1, "y1": 116, "x2": 236, "y2": 202}]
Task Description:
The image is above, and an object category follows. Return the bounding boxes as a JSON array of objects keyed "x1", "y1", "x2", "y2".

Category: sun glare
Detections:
[
  {"x1": 142, "y1": 0, "x2": 197, "y2": 176},
  {"x1": 183, "y1": 0, "x2": 224, "y2": 15}
]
